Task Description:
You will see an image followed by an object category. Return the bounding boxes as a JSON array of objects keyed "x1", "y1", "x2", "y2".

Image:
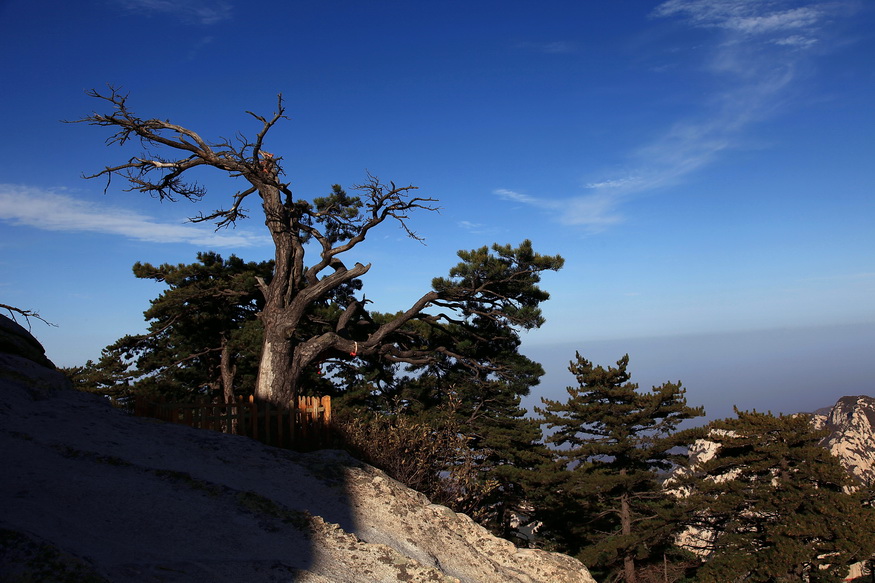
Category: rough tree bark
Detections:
[
  {"x1": 219, "y1": 333, "x2": 236, "y2": 403},
  {"x1": 620, "y1": 488, "x2": 637, "y2": 583}
]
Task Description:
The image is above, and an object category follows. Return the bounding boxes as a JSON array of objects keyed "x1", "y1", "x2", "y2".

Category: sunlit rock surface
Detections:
[
  {"x1": 0, "y1": 316, "x2": 595, "y2": 583},
  {"x1": 674, "y1": 394, "x2": 875, "y2": 576},
  {"x1": 811, "y1": 395, "x2": 875, "y2": 485}
]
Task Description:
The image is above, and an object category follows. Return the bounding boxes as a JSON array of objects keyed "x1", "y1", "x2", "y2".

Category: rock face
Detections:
[
  {"x1": 674, "y1": 395, "x2": 875, "y2": 570},
  {"x1": 0, "y1": 316, "x2": 595, "y2": 583},
  {"x1": 682, "y1": 396, "x2": 875, "y2": 486},
  {"x1": 0, "y1": 315, "x2": 70, "y2": 399},
  {"x1": 0, "y1": 315, "x2": 58, "y2": 370},
  {"x1": 811, "y1": 395, "x2": 875, "y2": 485}
]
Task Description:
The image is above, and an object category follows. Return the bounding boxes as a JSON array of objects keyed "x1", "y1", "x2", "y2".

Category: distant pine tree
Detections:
[{"x1": 534, "y1": 352, "x2": 705, "y2": 583}]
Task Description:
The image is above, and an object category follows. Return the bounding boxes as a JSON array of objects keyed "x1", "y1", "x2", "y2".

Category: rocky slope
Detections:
[
  {"x1": 682, "y1": 396, "x2": 875, "y2": 485},
  {"x1": 674, "y1": 394, "x2": 875, "y2": 576},
  {"x1": 0, "y1": 315, "x2": 595, "y2": 583},
  {"x1": 811, "y1": 395, "x2": 875, "y2": 485}
]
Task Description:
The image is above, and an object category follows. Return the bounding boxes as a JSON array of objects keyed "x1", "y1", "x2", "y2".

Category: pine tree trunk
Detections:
[
  {"x1": 219, "y1": 334, "x2": 236, "y2": 403},
  {"x1": 621, "y1": 490, "x2": 637, "y2": 583},
  {"x1": 254, "y1": 326, "x2": 298, "y2": 405},
  {"x1": 218, "y1": 335, "x2": 239, "y2": 433},
  {"x1": 254, "y1": 179, "x2": 301, "y2": 406}
]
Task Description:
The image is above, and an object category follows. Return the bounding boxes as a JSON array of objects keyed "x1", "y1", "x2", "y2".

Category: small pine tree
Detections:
[
  {"x1": 534, "y1": 352, "x2": 705, "y2": 583},
  {"x1": 72, "y1": 252, "x2": 273, "y2": 402}
]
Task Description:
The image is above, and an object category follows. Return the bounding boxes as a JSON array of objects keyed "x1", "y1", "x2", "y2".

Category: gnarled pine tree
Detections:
[{"x1": 76, "y1": 88, "x2": 563, "y2": 405}]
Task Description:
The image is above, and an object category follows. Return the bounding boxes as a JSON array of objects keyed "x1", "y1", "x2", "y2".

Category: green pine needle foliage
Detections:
[{"x1": 533, "y1": 352, "x2": 705, "y2": 581}]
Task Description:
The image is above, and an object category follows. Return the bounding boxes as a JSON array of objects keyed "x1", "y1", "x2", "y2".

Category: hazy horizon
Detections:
[{"x1": 521, "y1": 321, "x2": 875, "y2": 423}]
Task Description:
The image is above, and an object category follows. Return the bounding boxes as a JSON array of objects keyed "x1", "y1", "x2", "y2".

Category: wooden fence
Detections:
[{"x1": 133, "y1": 394, "x2": 333, "y2": 451}]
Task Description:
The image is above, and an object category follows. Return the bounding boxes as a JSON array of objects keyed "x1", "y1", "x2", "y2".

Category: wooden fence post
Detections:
[
  {"x1": 276, "y1": 399, "x2": 284, "y2": 448},
  {"x1": 321, "y1": 395, "x2": 332, "y2": 443},
  {"x1": 131, "y1": 393, "x2": 330, "y2": 451},
  {"x1": 248, "y1": 395, "x2": 258, "y2": 441}
]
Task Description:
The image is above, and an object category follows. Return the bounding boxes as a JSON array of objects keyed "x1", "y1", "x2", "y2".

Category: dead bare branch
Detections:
[{"x1": 1, "y1": 304, "x2": 56, "y2": 329}]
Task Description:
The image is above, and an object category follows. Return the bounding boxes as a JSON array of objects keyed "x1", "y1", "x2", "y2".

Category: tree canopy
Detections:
[
  {"x1": 675, "y1": 409, "x2": 875, "y2": 583},
  {"x1": 535, "y1": 352, "x2": 705, "y2": 583},
  {"x1": 77, "y1": 88, "x2": 563, "y2": 405}
]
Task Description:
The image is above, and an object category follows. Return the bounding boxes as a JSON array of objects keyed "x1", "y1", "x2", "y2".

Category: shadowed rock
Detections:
[{"x1": 0, "y1": 315, "x2": 595, "y2": 583}]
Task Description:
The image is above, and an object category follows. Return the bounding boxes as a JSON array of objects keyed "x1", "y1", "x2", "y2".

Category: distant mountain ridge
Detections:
[{"x1": 811, "y1": 395, "x2": 875, "y2": 485}]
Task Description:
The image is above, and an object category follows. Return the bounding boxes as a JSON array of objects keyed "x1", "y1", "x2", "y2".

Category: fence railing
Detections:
[{"x1": 133, "y1": 394, "x2": 332, "y2": 451}]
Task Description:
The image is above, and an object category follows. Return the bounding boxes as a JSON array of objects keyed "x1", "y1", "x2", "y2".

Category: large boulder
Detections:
[
  {"x1": 0, "y1": 315, "x2": 71, "y2": 400},
  {"x1": 0, "y1": 314, "x2": 57, "y2": 368}
]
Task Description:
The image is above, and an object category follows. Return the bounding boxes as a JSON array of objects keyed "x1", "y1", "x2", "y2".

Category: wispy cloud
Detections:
[
  {"x1": 494, "y1": 188, "x2": 624, "y2": 231},
  {"x1": 629, "y1": 0, "x2": 836, "y2": 183},
  {"x1": 457, "y1": 220, "x2": 483, "y2": 231},
  {"x1": 113, "y1": 0, "x2": 232, "y2": 25},
  {"x1": 652, "y1": 1, "x2": 821, "y2": 39},
  {"x1": 0, "y1": 185, "x2": 269, "y2": 248},
  {"x1": 493, "y1": 188, "x2": 543, "y2": 205},
  {"x1": 500, "y1": 1, "x2": 854, "y2": 229},
  {"x1": 564, "y1": 192, "x2": 626, "y2": 228},
  {"x1": 584, "y1": 176, "x2": 644, "y2": 191},
  {"x1": 457, "y1": 219, "x2": 504, "y2": 236}
]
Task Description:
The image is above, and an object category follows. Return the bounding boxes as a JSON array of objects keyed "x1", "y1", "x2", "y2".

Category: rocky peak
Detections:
[
  {"x1": 811, "y1": 395, "x2": 875, "y2": 485},
  {"x1": 684, "y1": 397, "x2": 875, "y2": 485}
]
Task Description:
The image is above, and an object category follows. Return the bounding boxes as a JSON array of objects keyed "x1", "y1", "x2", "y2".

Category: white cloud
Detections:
[
  {"x1": 562, "y1": 192, "x2": 625, "y2": 229},
  {"x1": 457, "y1": 220, "x2": 499, "y2": 236},
  {"x1": 590, "y1": 1, "x2": 836, "y2": 193},
  {"x1": 497, "y1": 1, "x2": 854, "y2": 232},
  {"x1": 652, "y1": 1, "x2": 822, "y2": 36},
  {"x1": 730, "y1": 8, "x2": 820, "y2": 35},
  {"x1": 0, "y1": 185, "x2": 269, "y2": 248},
  {"x1": 114, "y1": 0, "x2": 232, "y2": 25},
  {"x1": 493, "y1": 188, "x2": 545, "y2": 205},
  {"x1": 585, "y1": 176, "x2": 643, "y2": 190},
  {"x1": 493, "y1": 188, "x2": 623, "y2": 230},
  {"x1": 457, "y1": 220, "x2": 482, "y2": 231},
  {"x1": 772, "y1": 35, "x2": 819, "y2": 48}
]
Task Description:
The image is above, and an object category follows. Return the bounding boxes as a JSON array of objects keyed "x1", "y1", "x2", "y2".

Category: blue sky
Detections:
[{"x1": 1, "y1": 0, "x2": 873, "y2": 420}]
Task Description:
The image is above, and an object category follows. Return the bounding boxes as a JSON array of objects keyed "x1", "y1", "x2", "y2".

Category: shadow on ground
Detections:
[{"x1": 0, "y1": 314, "x2": 358, "y2": 582}]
